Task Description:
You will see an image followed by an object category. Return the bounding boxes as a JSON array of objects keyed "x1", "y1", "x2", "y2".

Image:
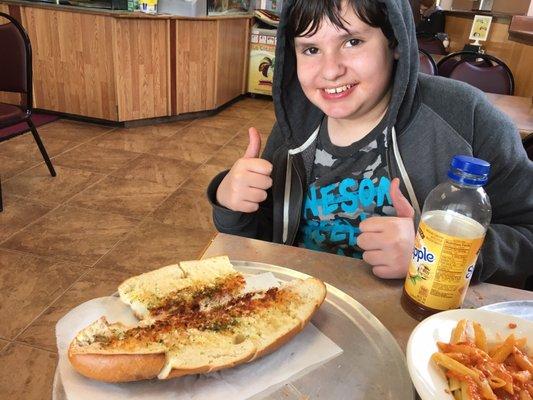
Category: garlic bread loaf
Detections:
[{"x1": 68, "y1": 257, "x2": 326, "y2": 383}]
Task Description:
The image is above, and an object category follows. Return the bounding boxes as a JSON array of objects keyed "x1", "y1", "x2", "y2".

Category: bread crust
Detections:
[
  {"x1": 68, "y1": 344, "x2": 165, "y2": 382},
  {"x1": 68, "y1": 274, "x2": 326, "y2": 383},
  {"x1": 253, "y1": 280, "x2": 326, "y2": 361},
  {"x1": 165, "y1": 346, "x2": 256, "y2": 379}
]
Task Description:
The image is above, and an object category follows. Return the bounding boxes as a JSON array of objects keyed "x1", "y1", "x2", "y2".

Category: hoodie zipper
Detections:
[
  {"x1": 282, "y1": 154, "x2": 305, "y2": 245},
  {"x1": 391, "y1": 126, "x2": 422, "y2": 218},
  {"x1": 282, "y1": 153, "x2": 293, "y2": 244}
]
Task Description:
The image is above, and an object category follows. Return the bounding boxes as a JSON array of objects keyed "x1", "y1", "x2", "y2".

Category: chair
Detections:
[
  {"x1": 0, "y1": 12, "x2": 56, "y2": 212},
  {"x1": 437, "y1": 51, "x2": 492, "y2": 78},
  {"x1": 437, "y1": 51, "x2": 515, "y2": 95},
  {"x1": 418, "y1": 49, "x2": 438, "y2": 75},
  {"x1": 417, "y1": 33, "x2": 447, "y2": 55}
]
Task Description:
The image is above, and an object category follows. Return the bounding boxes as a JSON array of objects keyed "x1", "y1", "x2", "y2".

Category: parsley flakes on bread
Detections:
[{"x1": 68, "y1": 256, "x2": 326, "y2": 382}]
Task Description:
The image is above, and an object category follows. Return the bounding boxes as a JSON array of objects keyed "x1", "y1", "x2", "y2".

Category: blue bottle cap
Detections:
[{"x1": 448, "y1": 155, "x2": 490, "y2": 186}]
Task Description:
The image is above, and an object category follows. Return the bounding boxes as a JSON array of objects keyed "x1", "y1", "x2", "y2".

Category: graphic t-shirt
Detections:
[{"x1": 296, "y1": 117, "x2": 396, "y2": 258}]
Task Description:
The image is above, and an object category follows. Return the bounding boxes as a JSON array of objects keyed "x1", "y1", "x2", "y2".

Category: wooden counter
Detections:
[
  {"x1": 509, "y1": 15, "x2": 533, "y2": 44},
  {"x1": 0, "y1": 1, "x2": 251, "y2": 122},
  {"x1": 1, "y1": 0, "x2": 254, "y2": 19},
  {"x1": 444, "y1": 12, "x2": 533, "y2": 97},
  {"x1": 444, "y1": 9, "x2": 517, "y2": 19}
]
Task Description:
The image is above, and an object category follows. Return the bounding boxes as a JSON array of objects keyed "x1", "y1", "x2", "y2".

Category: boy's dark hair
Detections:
[{"x1": 287, "y1": 0, "x2": 398, "y2": 49}]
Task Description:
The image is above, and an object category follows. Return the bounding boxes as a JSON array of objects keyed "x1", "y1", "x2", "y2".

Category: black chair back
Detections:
[
  {"x1": 437, "y1": 51, "x2": 515, "y2": 95},
  {"x1": 417, "y1": 33, "x2": 447, "y2": 55},
  {"x1": 418, "y1": 49, "x2": 438, "y2": 75},
  {"x1": 437, "y1": 51, "x2": 492, "y2": 77},
  {"x1": 0, "y1": 12, "x2": 56, "y2": 213},
  {"x1": 0, "y1": 12, "x2": 32, "y2": 110}
]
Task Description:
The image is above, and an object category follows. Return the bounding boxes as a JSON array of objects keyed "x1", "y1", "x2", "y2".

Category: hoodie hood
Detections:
[{"x1": 273, "y1": 0, "x2": 420, "y2": 147}]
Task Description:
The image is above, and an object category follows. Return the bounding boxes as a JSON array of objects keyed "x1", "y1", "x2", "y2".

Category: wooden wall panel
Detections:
[
  {"x1": 451, "y1": 0, "x2": 474, "y2": 10},
  {"x1": 492, "y1": 0, "x2": 530, "y2": 15},
  {"x1": 20, "y1": 7, "x2": 118, "y2": 120},
  {"x1": 113, "y1": 18, "x2": 169, "y2": 121},
  {"x1": 0, "y1": 3, "x2": 9, "y2": 17},
  {"x1": 509, "y1": 42, "x2": 533, "y2": 97},
  {"x1": 175, "y1": 20, "x2": 217, "y2": 114},
  {"x1": 0, "y1": 91, "x2": 21, "y2": 105},
  {"x1": 215, "y1": 19, "x2": 249, "y2": 108},
  {"x1": 446, "y1": 15, "x2": 533, "y2": 96}
]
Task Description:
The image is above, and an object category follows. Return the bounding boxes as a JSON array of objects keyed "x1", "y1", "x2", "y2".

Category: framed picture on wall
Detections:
[{"x1": 469, "y1": 15, "x2": 493, "y2": 42}]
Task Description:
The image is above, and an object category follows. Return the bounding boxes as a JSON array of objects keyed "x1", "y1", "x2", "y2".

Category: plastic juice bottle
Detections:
[{"x1": 401, "y1": 155, "x2": 492, "y2": 320}]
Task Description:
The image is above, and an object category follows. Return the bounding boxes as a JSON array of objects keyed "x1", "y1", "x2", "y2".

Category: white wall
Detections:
[
  {"x1": 439, "y1": 0, "x2": 454, "y2": 9},
  {"x1": 528, "y1": 0, "x2": 533, "y2": 15}
]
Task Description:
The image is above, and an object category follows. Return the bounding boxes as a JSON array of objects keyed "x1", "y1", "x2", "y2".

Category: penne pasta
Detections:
[
  {"x1": 432, "y1": 319, "x2": 533, "y2": 400},
  {"x1": 514, "y1": 347, "x2": 533, "y2": 374},
  {"x1": 473, "y1": 322, "x2": 488, "y2": 353},
  {"x1": 478, "y1": 377, "x2": 497, "y2": 400},
  {"x1": 513, "y1": 371, "x2": 532, "y2": 383},
  {"x1": 488, "y1": 376, "x2": 507, "y2": 389},
  {"x1": 460, "y1": 379, "x2": 471, "y2": 400},
  {"x1": 520, "y1": 389, "x2": 533, "y2": 400},
  {"x1": 516, "y1": 337, "x2": 528, "y2": 350},
  {"x1": 492, "y1": 334, "x2": 516, "y2": 363},
  {"x1": 449, "y1": 376, "x2": 461, "y2": 391},
  {"x1": 432, "y1": 353, "x2": 479, "y2": 379},
  {"x1": 452, "y1": 319, "x2": 468, "y2": 345}
]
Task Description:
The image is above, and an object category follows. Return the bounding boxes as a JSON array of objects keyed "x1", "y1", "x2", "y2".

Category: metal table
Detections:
[
  {"x1": 202, "y1": 233, "x2": 532, "y2": 353},
  {"x1": 54, "y1": 233, "x2": 532, "y2": 400}
]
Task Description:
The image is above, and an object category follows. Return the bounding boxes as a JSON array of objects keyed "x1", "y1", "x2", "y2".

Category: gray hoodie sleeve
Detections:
[
  {"x1": 206, "y1": 122, "x2": 285, "y2": 241},
  {"x1": 470, "y1": 95, "x2": 533, "y2": 288}
]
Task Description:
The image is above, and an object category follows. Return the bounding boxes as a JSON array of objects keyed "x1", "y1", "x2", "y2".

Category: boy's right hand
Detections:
[{"x1": 216, "y1": 127, "x2": 273, "y2": 213}]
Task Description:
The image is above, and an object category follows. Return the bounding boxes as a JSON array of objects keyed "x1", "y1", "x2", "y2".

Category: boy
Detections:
[{"x1": 208, "y1": 0, "x2": 533, "y2": 288}]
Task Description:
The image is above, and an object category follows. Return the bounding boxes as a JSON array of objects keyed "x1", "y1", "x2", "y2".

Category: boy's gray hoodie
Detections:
[{"x1": 208, "y1": 0, "x2": 533, "y2": 289}]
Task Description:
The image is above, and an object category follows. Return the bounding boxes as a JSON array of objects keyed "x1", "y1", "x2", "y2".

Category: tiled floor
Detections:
[{"x1": 0, "y1": 96, "x2": 275, "y2": 399}]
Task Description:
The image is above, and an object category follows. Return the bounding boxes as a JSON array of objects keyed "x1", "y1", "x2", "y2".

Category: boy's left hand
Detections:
[{"x1": 357, "y1": 178, "x2": 415, "y2": 279}]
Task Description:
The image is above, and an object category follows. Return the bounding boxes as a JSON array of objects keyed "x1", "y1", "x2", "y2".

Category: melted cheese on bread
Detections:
[{"x1": 118, "y1": 256, "x2": 237, "y2": 320}]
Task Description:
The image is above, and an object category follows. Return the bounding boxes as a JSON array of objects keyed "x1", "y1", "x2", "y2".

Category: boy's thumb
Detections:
[
  {"x1": 390, "y1": 178, "x2": 415, "y2": 219},
  {"x1": 243, "y1": 127, "x2": 261, "y2": 159}
]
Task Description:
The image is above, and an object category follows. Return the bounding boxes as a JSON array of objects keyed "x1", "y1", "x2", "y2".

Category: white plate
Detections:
[
  {"x1": 480, "y1": 300, "x2": 533, "y2": 321},
  {"x1": 406, "y1": 308, "x2": 533, "y2": 400}
]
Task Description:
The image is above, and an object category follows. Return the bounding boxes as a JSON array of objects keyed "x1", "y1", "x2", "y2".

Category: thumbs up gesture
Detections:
[
  {"x1": 216, "y1": 127, "x2": 273, "y2": 213},
  {"x1": 357, "y1": 178, "x2": 415, "y2": 279}
]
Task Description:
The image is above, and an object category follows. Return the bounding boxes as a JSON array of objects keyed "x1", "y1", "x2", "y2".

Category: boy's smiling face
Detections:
[{"x1": 294, "y1": 3, "x2": 397, "y2": 124}]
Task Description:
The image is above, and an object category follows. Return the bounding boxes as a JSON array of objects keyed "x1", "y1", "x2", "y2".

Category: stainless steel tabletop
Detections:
[
  {"x1": 202, "y1": 234, "x2": 532, "y2": 353},
  {"x1": 234, "y1": 260, "x2": 415, "y2": 400}
]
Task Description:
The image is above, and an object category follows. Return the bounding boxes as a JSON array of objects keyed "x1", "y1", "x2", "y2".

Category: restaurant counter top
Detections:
[
  {"x1": 443, "y1": 9, "x2": 515, "y2": 20},
  {"x1": 0, "y1": 0, "x2": 252, "y2": 122},
  {"x1": 0, "y1": 0, "x2": 253, "y2": 19},
  {"x1": 509, "y1": 15, "x2": 533, "y2": 45}
]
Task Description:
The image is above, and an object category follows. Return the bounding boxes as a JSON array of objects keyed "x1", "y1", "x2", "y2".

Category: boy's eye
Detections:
[
  {"x1": 346, "y1": 38, "x2": 362, "y2": 47},
  {"x1": 303, "y1": 47, "x2": 319, "y2": 55}
]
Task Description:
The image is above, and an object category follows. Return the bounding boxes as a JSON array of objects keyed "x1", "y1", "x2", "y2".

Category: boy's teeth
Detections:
[{"x1": 324, "y1": 84, "x2": 352, "y2": 94}]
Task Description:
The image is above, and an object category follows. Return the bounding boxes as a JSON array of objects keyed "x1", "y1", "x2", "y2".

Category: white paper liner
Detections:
[{"x1": 55, "y1": 274, "x2": 342, "y2": 400}]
